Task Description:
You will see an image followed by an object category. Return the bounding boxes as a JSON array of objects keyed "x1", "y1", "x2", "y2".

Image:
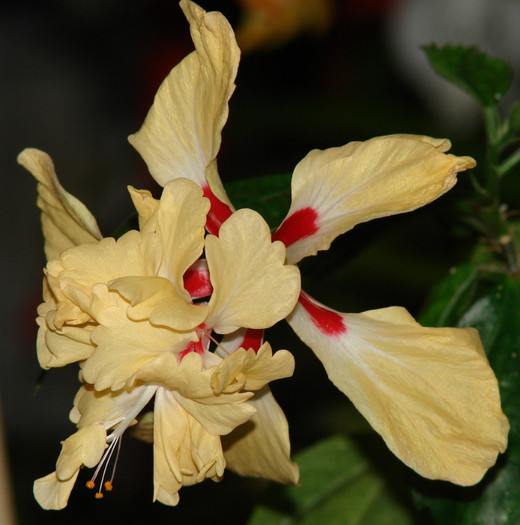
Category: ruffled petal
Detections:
[
  {"x1": 154, "y1": 179, "x2": 209, "y2": 290},
  {"x1": 287, "y1": 292, "x2": 509, "y2": 485},
  {"x1": 153, "y1": 387, "x2": 225, "y2": 505},
  {"x1": 205, "y1": 208, "x2": 301, "y2": 333},
  {"x1": 33, "y1": 471, "x2": 78, "y2": 511},
  {"x1": 211, "y1": 343, "x2": 295, "y2": 394},
  {"x1": 81, "y1": 285, "x2": 189, "y2": 391},
  {"x1": 223, "y1": 386, "x2": 298, "y2": 484},
  {"x1": 71, "y1": 383, "x2": 157, "y2": 434},
  {"x1": 273, "y1": 135, "x2": 476, "y2": 264},
  {"x1": 128, "y1": 186, "x2": 159, "y2": 233},
  {"x1": 55, "y1": 424, "x2": 107, "y2": 481},
  {"x1": 109, "y1": 275, "x2": 208, "y2": 331},
  {"x1": 38, "y1": 321, "x2": 95, "y2": 369},
  {"x1": 56, "y1": 230, "x2": 158, "y2": 299},
  {"x1": 174, "y1": 390, "x2": 254, "y2": 437},
  {"x1": 18, "y1": 148, "x2": 102, "y2": 261},
  {"x1": 34, "y1": 423, "x2": 106, "y2": 510},
  {"x1": 128, "y1": 1, "x2": 237, "y2": 201}
]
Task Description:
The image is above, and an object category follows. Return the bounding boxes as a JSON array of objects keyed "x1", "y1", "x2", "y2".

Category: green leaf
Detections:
[
  {"x1": 419, "y1": 263, "x2": 479, "y2": 327},
  {"x1": 225, "y1": 173, "x2": 292, "y2": 229},
  {"x1": 412, "y1": 276, "x2": 520, "y2": 524},
  {"x1": 423, "y1": 44, "x2": 514, "y2": 107},
  {"x1": 248, "y1": 435, "x2": 415, "y2": 525}
]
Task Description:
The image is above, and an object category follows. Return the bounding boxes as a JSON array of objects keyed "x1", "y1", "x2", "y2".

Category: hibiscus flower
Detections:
[
  {"x1": 128, "y1": 0, "x2": 509, "y2": 486},
  {"x1": 19, "y1": 149, "x2": 300, "y2": 509}
]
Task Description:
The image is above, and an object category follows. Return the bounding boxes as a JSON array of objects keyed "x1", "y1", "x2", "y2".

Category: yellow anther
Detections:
[
  {"x1": 86, "y1": 480, "x2": 95, "y2": 489},
  {"x1": 104, "y1": 481, "x2": 113, "y2": 492},
  {"x1": 95, "y1": 492, "x2": 104, "y2": 499}
]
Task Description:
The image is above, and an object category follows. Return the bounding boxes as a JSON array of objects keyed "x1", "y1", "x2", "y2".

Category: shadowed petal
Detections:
[
  {"x1": 18, "y1": 148, "x2": 102, "y2": 260},
  {"x1": 153, "y1": 388, "x2": 225, "y2": 505},
  {"x1": 223, "y1": 386, "x2": 298, "y2": 484}
]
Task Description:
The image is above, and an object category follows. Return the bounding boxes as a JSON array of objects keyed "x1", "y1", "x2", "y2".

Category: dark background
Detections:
[{"x1": 3, "y1": 0, "x2": 520, "y2": 523}]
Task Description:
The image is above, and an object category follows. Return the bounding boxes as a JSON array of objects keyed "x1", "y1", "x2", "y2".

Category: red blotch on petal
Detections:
[
  {"x1": 272, "y1": 207, "x2": 319, "y2": 247},
  {"x1": 240, "y1": 328, "x2": 264, "y2": 354},
  {"x1": 179, "y1": 339, "x2": 205, "y2": 361},
  {"x1": 184, "y1": 268, "x2": 213, "y2": 299},
  {"x1": 202, "y1": 185, "x2": 233, "y2": 236},
  {"x1": 298, "y1": 291, "x2": 347, "y2": 336}
]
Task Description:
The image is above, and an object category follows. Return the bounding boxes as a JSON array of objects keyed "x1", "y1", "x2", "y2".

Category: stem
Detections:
[
  {"x1": 473, "y1": 106, "x2": 519, "y2": 275},
  {"x1": 497, "y1": 146, "x2": 520, "y2": 177},
  {"x1": 483, "y1": 106, "x2": 501, "y2": 203}
]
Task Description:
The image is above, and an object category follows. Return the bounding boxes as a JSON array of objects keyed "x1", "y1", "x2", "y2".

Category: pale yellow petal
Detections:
[
  {"x1": 71, "y1": 383, "x2": 156, "y2": 435},
  {"x1": 155, "y1": 179, "x2": 209, "y2": 293},
  {"x1": 241, "y1": 343, "x2": 295, "y2": 391},
  {"x1": 135, "y1": 352, "x2": 212, "y2": 399},
  {"x1": 55, "y1": 424, "x2": 106, "y2": 481},
  {"x1": 128, "y1": 186, "x2": 159, "y2": 233},
  {"x1": 223, "y1": 386, "x2": 299, "y2": 484},
  {"x1": 205, "y1": 208, "x2": 301, "y2": 333},
  {"x1": 109, "y1": 275, "x2": 208, "y2": 331},
  {"x1": 81, "y1": 285, "x2": 188, "y2": 391},
  {"x1": 275, "y1": 135, "x2": 476, "y2": 263},
  {"x1": 175, "y1": 390, "x2": 255, "y2": 436},
  {"x1": 128, "y1": 0, "x2": 239, "y2": 193},
  {"x1": 211, "y1": 343, "x2": 295, "y2": 394},
  {"x1": 38, "y1": 321, "x2": 95, "y2": 369},
  {"x1": 18, "y1": 148, "x2": 102, "y2": 260},
  {"x1": 33, "y1": 471, "x2": 78, "y2": 510},
  {"x1": 153, "y1": 387, "x2": 225, "y2": 505},
  {"x1": 56, "y1": 230, "x2": 158, "y2": 296},
  {"x1": 287, "y1": 295, "x2": 509, "y2": 485}
]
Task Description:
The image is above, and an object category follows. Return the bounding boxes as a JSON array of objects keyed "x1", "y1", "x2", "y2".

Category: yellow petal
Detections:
[
  {"x1": 81, "y1": 285, "x2": 188, "y2": 391},
  {"x1": 138, "y1": 352, "x2": 256, "y2": 435},
  {"x1": 153, "y1": 387, "x2": 225, "y2": 505},
  {"x1": 38, "y1": 322, "x2": 95, "y2": 369},
  {"x1": 174, "y1": 390, "x2": 255, "y2": 436},
  {"x1": 241, "y1": 343, "x2": 295, "y2": 391},
  {"x1": 274, "y1": 135, "x2": 476, "y2": 264},
  {"x1": 223, "y1": 386, "x2": 299, "y2": 484},
  {"x1": 154, "y1": 179, "x2": 209, "y2": 293},
  {"x1": 109, "y1": 275, "x2": 208, "y2": 331},
  {"x1": 56, "y1": 230, "x2": 158, "y2": 296},
  {"x1": 211, "y1": 343, "x2": 295, "y2": 394},
  {"x1": 205, "y1": 208, "x2": 301, "y2": 333},
  {"x1": 136, "y1": 352, "x2": 212, "y2": 399},
  {"x1": 55, "y1": 424, "x2": 106, "y2": 481},
  {"x1": 18, "y1": 148, "x2": 102, "y2": 260},
  {"x1": 128, "y1": 186, "x2": 159, "y2": 233},
  {"x1": 71, "y1": 383, "x2": 156, "y2": 434},
  {"x1": 128, "y1": 0, "x2": 239, "y2": 197},
  {"x1": 287, "y1": 294, "x2": 509, "y2": 485},
  {"x1": 33, "y1": 471, "x2": 78, "y2": 510}
]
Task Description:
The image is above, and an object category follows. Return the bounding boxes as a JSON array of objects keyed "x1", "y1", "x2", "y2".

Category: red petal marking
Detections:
[
  {"x1": 298, "y1": 291, "x2": 347, "y2": 336},
  {"x1": 179, "y1": 339, "x2": 205, "y2": 361},
  {"x1": 202, "y1": 185, "x2": 233, "y2": 236},
  {"x1": 184, "y1": 268, "x2": 213, "y2": 299},
  {"x1": 240, "y1": 329, "x2": 264, "y2": 354},
  {"x1": 272, "y1": 207, "x2": 319, "y2": 247}
]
